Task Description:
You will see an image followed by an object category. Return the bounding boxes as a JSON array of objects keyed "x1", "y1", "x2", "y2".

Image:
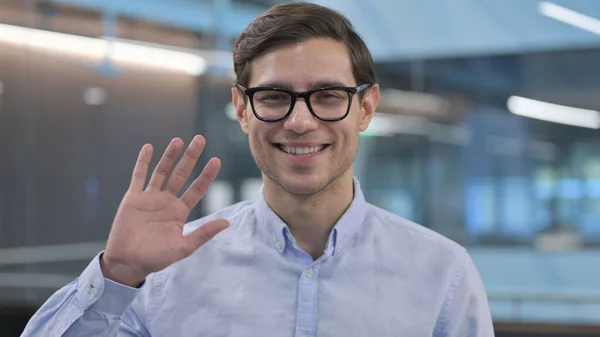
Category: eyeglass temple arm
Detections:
[{"x1": 356, "y1": 83, "x2": 371, "y2": 93}]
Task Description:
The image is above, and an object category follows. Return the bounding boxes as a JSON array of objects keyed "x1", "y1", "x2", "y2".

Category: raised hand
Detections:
[{"x1": 100, "y1": 135, "x2": 229, "y2": 287}]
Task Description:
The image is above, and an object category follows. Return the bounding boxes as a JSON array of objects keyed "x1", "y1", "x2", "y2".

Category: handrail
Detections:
[
  {"x1": 488, "y1": 292, "x2": 600, "y2": 323},
  {"x1": 0, "y1": 242, "x2": 105, "y2": 266},
  {"x1": 489, "y1": 292, "x2": 600, "y2": 303}
]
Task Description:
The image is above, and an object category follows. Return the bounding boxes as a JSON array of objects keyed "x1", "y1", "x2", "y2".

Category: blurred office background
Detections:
[{"x1": 1, "y1": 0, "x2": 600, "y2": 335}]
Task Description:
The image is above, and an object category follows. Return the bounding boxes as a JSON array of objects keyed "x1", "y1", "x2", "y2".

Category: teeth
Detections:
[{"x1": 280, "y1": 145, "x2": 325, "y2": 156}]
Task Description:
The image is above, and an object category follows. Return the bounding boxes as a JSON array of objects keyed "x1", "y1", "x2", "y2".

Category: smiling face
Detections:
[{"x1": 233, "y1": 38, "x2": 379, "y2": 195}]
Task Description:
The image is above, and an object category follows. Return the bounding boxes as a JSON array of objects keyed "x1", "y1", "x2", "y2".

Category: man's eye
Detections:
[
  {"x1": 262, "y1": 95, "x2": 286, "y2": 101},
  {"x1": 256, "y1": 92, "x2": 289, "y2": 102},
  {"x1": 315, "y1": 91, "x2": 345, "y2": 100}
]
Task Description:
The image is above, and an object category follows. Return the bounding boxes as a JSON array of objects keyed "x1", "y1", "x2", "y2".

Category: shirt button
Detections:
[
  {"x1": 90, "y1": 286, "x2": 98, "y2": 297},
  {"x1": 300, "y1": 334, "x2": 308, "y2": 337},
  {"x1": 305, "y1": 268, "x2": 314, "y2": 278},
  {"x1": 335, "y1": 246, "x2": 341, "y2": 253},
  {"x1": 276, "y1": 241, "x2": 283, "y2": 249}
]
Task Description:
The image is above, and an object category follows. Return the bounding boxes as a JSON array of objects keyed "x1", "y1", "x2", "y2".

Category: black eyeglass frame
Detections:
[{"x1": 236, "y1": 83, "x2": 372, "y2": 122}]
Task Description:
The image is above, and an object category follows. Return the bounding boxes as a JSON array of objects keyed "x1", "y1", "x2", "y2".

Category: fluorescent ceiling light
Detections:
[
  {"x1": 507, "y1": 95, "x2": 600, "y2": 129},
  {"x1": 364, "y1": 114, "x2": 428, "y2": 137},
  {"x1": 539, "y1": 2, "x2": 600, "y2": 35},
  {"x1": 0, "y1": 23, "x2": 207, "y2": 75},
  {"x1": 379, "y1": 89, "x2": 448, "y2": 115},
  {"x1": 363, "y1": 113, "x2": 469, "y2": 145}
]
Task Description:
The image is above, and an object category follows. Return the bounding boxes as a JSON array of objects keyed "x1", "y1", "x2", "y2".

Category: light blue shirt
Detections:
[{"x1": 23, "y1": 179, "x2": 494, "y2": 336}]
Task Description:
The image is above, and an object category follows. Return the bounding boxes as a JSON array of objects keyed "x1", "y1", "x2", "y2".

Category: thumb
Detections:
[{"x1": 182, "y1": 219, "x2": 230, "y2": 255}]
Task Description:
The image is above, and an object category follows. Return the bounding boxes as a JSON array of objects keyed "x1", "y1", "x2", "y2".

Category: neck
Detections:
[{"x1": 263, "y1": 170, "x2": 355, "y2": 260}]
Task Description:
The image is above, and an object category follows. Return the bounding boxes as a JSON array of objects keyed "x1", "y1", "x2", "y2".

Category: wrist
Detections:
[{"x1": 100, "y1": 253, "x2": 146, "y2": 288}]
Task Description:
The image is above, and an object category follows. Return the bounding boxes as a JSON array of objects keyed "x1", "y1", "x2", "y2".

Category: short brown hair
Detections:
[{"x1": 233, "y1": 2, "x2": 377, "y2": 89}]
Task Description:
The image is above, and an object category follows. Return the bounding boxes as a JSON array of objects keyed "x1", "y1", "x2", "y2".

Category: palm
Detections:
[
  {"x1": 103, "y1": 136, "x2": 229, "y2": 285},
  {"x1": 122, "y1": 191, "x2": 189, "y2": 228}
]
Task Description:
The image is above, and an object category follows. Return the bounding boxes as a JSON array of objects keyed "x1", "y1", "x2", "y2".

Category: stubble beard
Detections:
[{"x1": 251, "y1": 140, "x2": 356, "y2": 196}]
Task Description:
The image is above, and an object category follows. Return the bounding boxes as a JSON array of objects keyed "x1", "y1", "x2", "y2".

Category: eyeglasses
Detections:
[{"x1": 236, "y1": 83, "x2": 371, "y2": 122}]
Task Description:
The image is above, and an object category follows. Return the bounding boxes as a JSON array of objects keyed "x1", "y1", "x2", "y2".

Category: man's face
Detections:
[{"x1": 233, "y1": 38, "x2": 379, "y2": 195}]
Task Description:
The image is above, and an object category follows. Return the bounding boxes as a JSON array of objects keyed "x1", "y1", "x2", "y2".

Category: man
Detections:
[{"x1": 23, "y1": 2, "x2": 494, "y2": 336}]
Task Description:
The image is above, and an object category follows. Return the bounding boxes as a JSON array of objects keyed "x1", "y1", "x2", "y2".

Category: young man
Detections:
[{"x1": 23, "y1": 2, "x2": 494, "y2": 336}]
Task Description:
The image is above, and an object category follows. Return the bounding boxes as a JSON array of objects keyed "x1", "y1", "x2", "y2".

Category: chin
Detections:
[{"x1": 273, "y1": 172, "x2": 332, "y2": 196}]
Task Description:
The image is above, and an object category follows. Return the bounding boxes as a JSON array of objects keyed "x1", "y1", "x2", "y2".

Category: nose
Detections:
[{"x1": 282, "y1": 99, "x2": 320, "y2": 134}]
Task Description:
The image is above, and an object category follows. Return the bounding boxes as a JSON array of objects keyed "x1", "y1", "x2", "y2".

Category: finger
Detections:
[
  {"x1": 164, "y1": 135, "x2": 206, "y2": 196},
  {"x1": 180, "y1": 157, "x2": 221, "y2": 210},
  {"x1": 181, "y1": 219, "x2": 229, "y2": 256},
  {"x1": 129, "y1": 144, "x2": 153, "y2": 191},
  {"x1": 146, "y1": 138, "x2": 184, "y2": 191}
]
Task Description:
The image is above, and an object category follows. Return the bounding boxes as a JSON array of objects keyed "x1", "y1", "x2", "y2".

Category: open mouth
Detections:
[{"x1": 274, "y1": 143, "x2": 330, "y2": 156}]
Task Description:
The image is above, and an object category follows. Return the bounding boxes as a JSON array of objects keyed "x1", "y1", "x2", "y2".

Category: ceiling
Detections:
[
  {"x1": 318, "y1": 0, "x2": 600, "y2": 61},
  {"x1": 3, "y1": 0, "x2": 600, "y2": 112},
  {"x1": 26, "y1": 0, "x2": 600, "y2": 61}
]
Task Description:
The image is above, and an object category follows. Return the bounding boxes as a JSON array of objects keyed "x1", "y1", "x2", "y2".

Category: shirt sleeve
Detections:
[
  {"x1": 21, "y1": 252, "x2": 151, "y2": 337},
  {"x1": 433, "y1": 249, "x2": 495, "y2": 337}
]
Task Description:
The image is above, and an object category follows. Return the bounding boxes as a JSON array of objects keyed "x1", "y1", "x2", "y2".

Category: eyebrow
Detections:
[{"x1": 254, "y1": 79, "x2": 352, "y2": 91}]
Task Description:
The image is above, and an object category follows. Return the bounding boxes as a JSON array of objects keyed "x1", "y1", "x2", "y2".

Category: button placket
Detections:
[{"x1": 294, "y1": 264, "x2": 319, "y2": 337}]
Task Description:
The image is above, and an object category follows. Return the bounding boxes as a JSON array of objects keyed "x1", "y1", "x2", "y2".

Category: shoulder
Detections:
[{"x1": 365, "y1": 203, "x2": 467, "y2": 263}]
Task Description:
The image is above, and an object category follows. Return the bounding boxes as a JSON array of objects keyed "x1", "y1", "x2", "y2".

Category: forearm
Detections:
[{"x1": 22, "y1": 253, "x2": 146, "y2": 337}]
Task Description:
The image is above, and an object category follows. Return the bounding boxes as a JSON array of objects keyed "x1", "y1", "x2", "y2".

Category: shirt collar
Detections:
[{"x1": 253, "y1": 177, "x2": 368, "y2": 256}]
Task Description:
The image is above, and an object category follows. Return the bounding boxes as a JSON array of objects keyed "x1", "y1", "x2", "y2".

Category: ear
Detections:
[
  {"x1": 358, "y1": 83, "x2": 380, "y2": 132},
  {"x1": 232, "y1": 87, "x2": 250, "y2": 134}
]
